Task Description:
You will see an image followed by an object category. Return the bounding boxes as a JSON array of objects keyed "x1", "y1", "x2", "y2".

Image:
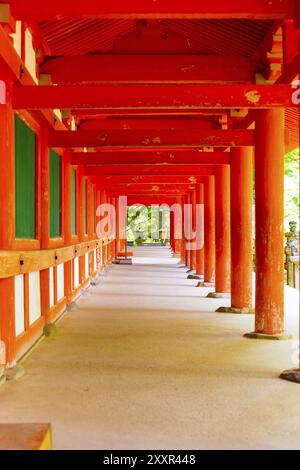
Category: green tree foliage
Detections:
[{"x1": 284, "y1": 149, "x2": 299, "y2": 230}]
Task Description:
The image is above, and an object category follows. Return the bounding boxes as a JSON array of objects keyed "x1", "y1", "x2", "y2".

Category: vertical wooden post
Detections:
[
  {"x1": 218, "y1": 148, "x2": 253, "y2": 313},
  {"x1": 180, "y1": 196, "x2": 186, "y2": 263},
  {"x1": 208, "y1": 165, "x2": 230, "y2": 298},
  {"x1": 245, "y1": 109, "x2": 290, "y2": 339},
  {"x1": 202, "y1": 176, "x2": 215, "y2": 285},
  {"x1": 0, "y1": 83, "x2": 16, "y2": 365},
  {"x1": 195, "y1": 183, "x2": 204, "y2": 277},
  {"x1": 63, "y1": 150, "x2": 73, "y2": 304},
  {"x1": 184, "y1": 193, "x2": 191, "y2": 269},
  {"x1": 190, "y1": 189, "x2": 197, "y2": 271}
]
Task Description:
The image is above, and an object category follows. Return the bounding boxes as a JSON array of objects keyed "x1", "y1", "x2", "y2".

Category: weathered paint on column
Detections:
[
  {"x1": 195, "y1": 183, "x2": 204, "y2": 276},
  {"x1": 204, "y1": 176, "x2": 215, "y2": 284},
  {"x1": 218, "y1": 148, "x2": 253, "y2": 312},
  {"x1": 245, "y1": 109, "x2": 289, "y2": 339},
  {"x1": 231, "y1": 147, "x2": 253, "y2": 310},
  {"x1": 0, "y1": 83, "x2": 16, "y2": 364},
  {"x1": 63, "y1": 150, "x2": 73, "y2": 305},
  {"x1": 208, "y1": 165, "x2": 230, "y2": 297},
  {"x1": 184, "y1": 193, "x2": 191, "y2": 269},
  {"x1": 190, "y1": 189, "x2": 197, "y2": 270}
]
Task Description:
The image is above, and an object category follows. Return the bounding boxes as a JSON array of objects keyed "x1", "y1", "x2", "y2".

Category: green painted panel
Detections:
[
  {"x1": 50, "y1": 150, "x2": 61, "y2": 238},
  {"x1": 15, "y1": 115, "x2": 36, "y2": 239},
  {"x1": 83, "y1": 178, "x2": 87, "y2": 234},
  {"x1": 71, "y1": 168, "x2": 76, "y2": 235}
]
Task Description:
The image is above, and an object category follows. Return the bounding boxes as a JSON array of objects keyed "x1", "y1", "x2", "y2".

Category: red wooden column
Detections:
[
  {"x1": 190, "y1": 189, "x2": 197, "y2": 271},
  {"x1": 101, "y1": 190, "x2": 108, "y2": 268},
  {"x1": 184, "y1": 193, "x2": 191, "y2": 269},
  {"x1": 218, "y1": 148, "x2": 253, "y2": 313},
  {"x1": 200, "y1": 176, "x2": 215, "y2": 286},
  {"x1": 62, "y1": 150, "x2": 73, "y2": 305},
  {"x1": 208, "y1": 165, "x2": 230, "y2": 298},
  {"x1": 245, "y1": 109, "x2": 291, "y2": 340},
  {"x1": 195, "y1": 183, "x2": 204, "y2": 277},
  {"x1": 180, "y1": 197, "x2": 186, "y2": 263},
  {"x1": 170, "y1": 209, "x2": 175, "y2": 252},
  {"x1": 77, "y1": 166, "x2": 86, "y2": 285},
  {"x1": 0, "y1": 82, "x2": 16, "y2": 366},
  {"x1": 173, "y1": 196, "x2": 183, "y2": 256}
]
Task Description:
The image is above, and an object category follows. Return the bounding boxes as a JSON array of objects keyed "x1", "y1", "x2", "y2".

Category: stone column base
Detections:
[
  {"x1": 4, "y1": 364, "x2": 25, "y2": 382},
  {"x1": 187, "y1": 274, "x2": 203, "y2": 280},
  {"x1": 244, "y1": 331, "x2": 292, "y2": 341},
  {"x1": 43, "y1": 323, "x2": 58, "y2": 337},
  {"x1": 280, "y1": 369, "x2": 300, "y2": 383},
  {"x1": 66, "y1": 302, "x2": 79, "y2": 312},
  {"x1": 197, "y1": 282, "x2": 214, "y2": 288},
  {"x1": 216, "y1": 306, "x2": 254, "y2": 314},
  {"x1": 207, "y1": 292, "x2": 230, "y2": 299}
]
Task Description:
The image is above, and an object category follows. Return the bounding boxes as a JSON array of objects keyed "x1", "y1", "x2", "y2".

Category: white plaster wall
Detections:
[
  {"x1": 28, "y1": 271, "x2": 41, "y2": 325},
  {"x1": 74, "y1": 257, "x2": 79, "y2": 288},
  {"x1": 14, "y1": 275, "x2": 25, "y2": 336},
  {"x1": 57, "y1": 264, "x2": 65, "y2": 301},
  {"x1": 49, "y1": 267, "x2": 54, "y2": 308}
]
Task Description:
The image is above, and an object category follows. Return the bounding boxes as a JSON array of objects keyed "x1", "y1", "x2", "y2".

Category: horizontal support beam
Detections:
[
  {"x1": 41, "y1": 55, "x2": 256, "y2": 84},
  {"x1": 91, "y1": 175, "x2": 206, "y2": 184},
  {"x1": 8, "y1": 0, "x2": 297, "y2": 19},
  {"x1": 71, "y1": 151, "x2": 230, "y2": 165},
  {"x1": 84, "y1": 164, "x2": 216, "y2": 176},
  {"x1": 13, "y1": 84, "x2": 295, "y2": 110},
  {"x1": 73, "y1": 109, "x2": 227, "y2": 118},
  {"x1": 50, "y1": 129, "x2": 254, "y2": 148},
  {"x1": 79, "y1": 118, "x2": 216, "y2": 131},
  {"x1": 99, "y1": 184, "x2": 197, "y2": 191}
]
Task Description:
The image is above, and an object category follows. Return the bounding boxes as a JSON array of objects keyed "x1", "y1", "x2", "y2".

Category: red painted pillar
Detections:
[
  {"x1": 203, "y1": 176, "x2": 215, "y2": 285},
  {"x1": 245, "y1": 109, "x2": 290, "y2": 339},
  {"x1": 180, "y1": 197, "x2": 186, "y2": 263},
  {"x1": 220, "y1": 147, "x2": 253, "y2": 313},
  {"x1": 0, "y1": 83, "x2": 16, "y2": 366},
  {"x1": 63, "y1": 150, "x2": 73, "y2": 304},
  {"x1": 195, "y1": 183, "x2": 204, "y2": 277},
  {"x1": 190, "y1": 189, "x2": 197, "y2": 271},
  {"x1": 184, "y1": 193, "x2": 191, "y2": 269},
  {"x1": 208, "y1": 165, "x2": 230, "y2": 298},
  {"x1": 170, "y1": 209, "x2": 175, "y2": 252}
]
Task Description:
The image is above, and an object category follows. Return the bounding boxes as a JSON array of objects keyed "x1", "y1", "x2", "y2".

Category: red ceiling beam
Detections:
[
  {"x1": 7, "y1": 0, "x2": 297, "y2": 20},
  {"x1": 50, "y1": 129, "x2": 253, "y2": 148},
  {"x1": 71, "y1": 151, "x2": 230, "y2": 165},
  {"x1": 73, "y1": 109, "x2": 226, "y2": 118},
  {"x1": 41, "y1": 55, "x2": 256, "y2": 84},
  {"x1": 13, "y1": 84, "x2": 295, "y2": 110},
  {"x1": 83, "y1": 164, "x2": 216, "y2": 176},
  {"x1": 99, "y1": 184, "x2": 197, "y2": 191},
  {"x1": 91, "y1": 175, "x2": 206, "y2": 185},
  {"x1": 79, "y1": 118, "x2": 216, "y2": 131}
]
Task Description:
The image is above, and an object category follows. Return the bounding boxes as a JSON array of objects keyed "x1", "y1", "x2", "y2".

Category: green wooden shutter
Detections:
[
  {"x1": 71, "y1": 168, "x2": 76, "y2": 235},
  {"x1": 15, "y1": 115, "x2": 36, "y2": 239},
  {"x1": 83, "y1": 178, "x2": 87, "y2": 234},
  {"x1": 50, "y1": 150, "x2": 61, "y2": 238}
]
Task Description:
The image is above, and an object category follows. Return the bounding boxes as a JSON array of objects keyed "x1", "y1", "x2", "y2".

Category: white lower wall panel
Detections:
[
  {"x1": 28, "y1": 271, "x2": 41, "y2": 325},
  {"x1": 74, "y1": 257, "x2": 79, "y2": 288},
  {"x1": 49, "y1": 267, "x2": 54, "y2": 308},
  {"x1": 57, "y1": 264, "x2": 65, "y2": 301},
  {"x1": 14, "y1": 275, "x2": 25, "y2": 336}
]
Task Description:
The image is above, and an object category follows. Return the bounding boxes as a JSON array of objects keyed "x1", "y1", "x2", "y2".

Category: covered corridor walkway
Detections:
[{"x1": 0, "y1": 246, "x2": 299, "y2": 450}]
